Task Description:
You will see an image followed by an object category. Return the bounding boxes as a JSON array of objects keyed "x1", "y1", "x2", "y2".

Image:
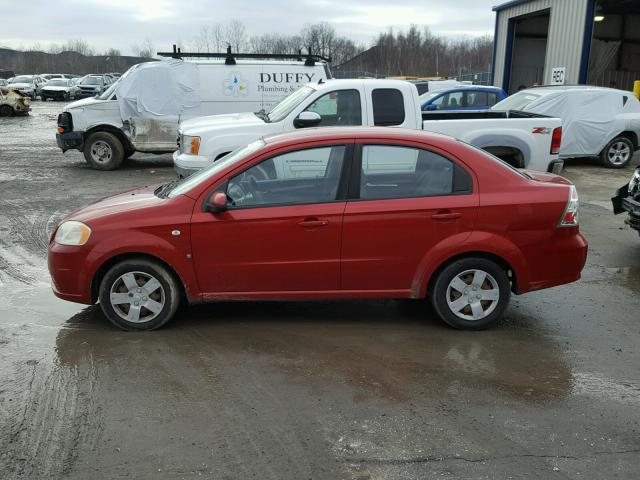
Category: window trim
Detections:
[
  {"x1": 350, "y1": 142, "x2": 473, "y2": 202},
  {"x1": 303, "y1": 89, "x2": 363, "y2": 127},
  {"x1": 371, "y1": 88, "x2": 406, "y2": 126},
  {"x1": 222, "y1": 143, "x2": 355, "y2": 211}
]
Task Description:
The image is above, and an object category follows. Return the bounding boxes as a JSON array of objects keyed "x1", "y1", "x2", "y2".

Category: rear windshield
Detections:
[
  {"x1": 492, "y1": 91, "x2": 541, "y2": 111},
  {"x1": 11, "y1": 76, "x2": 33, "y2": 83},
  {"x1": 457, "y1": 139, "x2": 531, "y2": 180}
]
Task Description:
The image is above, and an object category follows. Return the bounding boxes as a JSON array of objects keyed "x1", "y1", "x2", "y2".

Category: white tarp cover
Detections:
[
  {"x1": 525, "y1": 89, "x2": 638, "y2": 157},
  {"x1": 116, "y1": 59, "x2": 200, "y2": 119}
]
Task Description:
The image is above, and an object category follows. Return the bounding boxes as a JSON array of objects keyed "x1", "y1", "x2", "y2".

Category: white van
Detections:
[{"x1": 56, "y1": 50, "x2": 331, "y2": 170}]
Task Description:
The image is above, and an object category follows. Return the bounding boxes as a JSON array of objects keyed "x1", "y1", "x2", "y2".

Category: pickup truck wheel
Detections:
[
  {"x1": 0, "y1": 105, "x2": 14, "y2": 117},
  {"x1": 600, "y1": 137, "x2": 634, "y2": 168},
  {"x1": 430, "y1": 257, "x2": 510, "y2": 330},
  {"x1": 99, "y1": 259, "x2": 180, "y2": 331},
  {"x1": 84, "y1": 132, "x2": 125, "y2": 170}
]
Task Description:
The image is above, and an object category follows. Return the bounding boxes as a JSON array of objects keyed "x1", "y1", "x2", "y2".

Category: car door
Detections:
[
  {"x1": 190, "y1": 143, "x2": 352, "y2": 295},
  {"x1": 341, "y1": 141, "x2": 479, "y2": 293}
]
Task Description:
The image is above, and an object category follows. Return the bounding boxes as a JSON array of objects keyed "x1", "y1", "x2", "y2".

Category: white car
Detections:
[
  {"x1": 493, "y1": 86, "x2": 640, "y2": 168},
  {"x1": 7, "y1": 75, "x2": 46, "y2": 100},
  {"x1": 40, "y1": 78, "x2": 80, "y2": 101}
]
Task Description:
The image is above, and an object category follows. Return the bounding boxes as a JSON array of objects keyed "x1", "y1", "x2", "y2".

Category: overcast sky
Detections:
[{"x1": 0, "y1": 0, "x2": 498, "y2": 55}]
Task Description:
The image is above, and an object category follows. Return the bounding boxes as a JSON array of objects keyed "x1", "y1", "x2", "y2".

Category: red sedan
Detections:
[{"x1": 48, "y1": 128, "x2": 587, "y2": 331}]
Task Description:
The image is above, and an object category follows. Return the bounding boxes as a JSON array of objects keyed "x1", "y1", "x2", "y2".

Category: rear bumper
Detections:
[
  {"x1": 548, "y1": 159, "x2": 564, "y2": 174},
  {"x1": 56, "y1": 131, "x2": 83, "y2": 152},
  {"x1": 520, "y1": 231, "x2": 588, "y2": 293}
]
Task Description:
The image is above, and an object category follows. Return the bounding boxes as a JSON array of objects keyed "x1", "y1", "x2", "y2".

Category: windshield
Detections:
[
  {"x1": 167, "y1": 140, "x2": 266, "y2": 198},
  {"x1": 47, "y1": 79, "x2": 69, "y2": 87},
  {"x1": 419, "y1": 91, "x2": 442, "y2": 103},
  {"x1": 11, "y1": 76, "x2": 33, "y2": 83},
  {"x1": 492, "y1": 91, "x2": 541, "y2": 111},
  {"x1": 267, "y1": 86, "x2": 315, "y2": 123},
  {"x1": 81, "y1": 77, "x2": 102, "y2": 85}
]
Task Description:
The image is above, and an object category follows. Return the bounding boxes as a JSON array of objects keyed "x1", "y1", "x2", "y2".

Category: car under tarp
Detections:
[
  {"x1": 524, "y1": 88, "x2": 640, "y2": 157},
  {"x1": 116, "y1": 58, "x2": 200, "y2": 119}
]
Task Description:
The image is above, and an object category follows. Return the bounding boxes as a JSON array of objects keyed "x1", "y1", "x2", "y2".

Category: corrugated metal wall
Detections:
[{"x1": 493, "y1": 0, "x2": 589, "y2": 89}]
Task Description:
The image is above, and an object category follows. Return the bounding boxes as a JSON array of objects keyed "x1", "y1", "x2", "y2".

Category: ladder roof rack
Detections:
[{"x1": 157, "y1": 45, "x2": 331, "y2": 66}]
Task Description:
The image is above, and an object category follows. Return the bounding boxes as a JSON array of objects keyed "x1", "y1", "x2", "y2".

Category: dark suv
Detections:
[{"x1": 612, "y1": 166, "x2": 640, "y2": 235}]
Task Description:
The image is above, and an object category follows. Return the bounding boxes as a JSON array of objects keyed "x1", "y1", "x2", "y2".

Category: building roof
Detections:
[{"x1": 493, "y1": 0, "x2": 535, "y2": 12}]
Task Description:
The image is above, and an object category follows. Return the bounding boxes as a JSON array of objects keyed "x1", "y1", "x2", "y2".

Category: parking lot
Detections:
[{"x1": 1, "y1": 101, "x2": 640, "y2": 479}]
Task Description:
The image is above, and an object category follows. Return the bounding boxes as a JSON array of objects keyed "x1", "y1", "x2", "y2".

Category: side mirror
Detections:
[
  {"x1": 293, "y1": 111, "x2": 322, "y2": 128},
  {"x1": 206, "y1": 191, "x2": 228, "y2": 213},
  {"x1": 425, "y1": 104, "x2": 438, "y2": 111}
]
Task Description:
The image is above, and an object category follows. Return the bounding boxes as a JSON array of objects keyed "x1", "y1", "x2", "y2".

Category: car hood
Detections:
[
  {"x1": 64, "y1": 97, "x2": 104, "y2": 111},
  {"x1": 8, "y1": 83, "x2": 32, "y2": 89},
  {"x1": 180, "y1": 112, "x2": 264, "y2": 135},
  {"x1": 64, "y1": 185, "x2": 166, "y2": 224},
  {"x1": 43, "y1": 86, "x2": 70, "y2": 91}
]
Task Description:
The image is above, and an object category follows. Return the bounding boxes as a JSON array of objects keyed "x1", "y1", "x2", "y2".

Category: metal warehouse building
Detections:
[{"x1": 492, "y1": 0, "x2": 640, "y2": 94}]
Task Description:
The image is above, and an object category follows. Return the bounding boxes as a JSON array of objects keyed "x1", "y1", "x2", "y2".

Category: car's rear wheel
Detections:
[
  {"x1": 99, "y1": 259, "x2": 180, "y2": 331},
  {"x1": 84, "y1": 131, "x2": 125, "y2": 170},
  {"x1": 430, "y1": 257, "x2": 510, "y2": 330},
  {"x1": 600, "y1": 136, "x2": 634, "y2": 168},
  {"x1": 0, "y1": 105, "x2": 14, "y2": 117}
]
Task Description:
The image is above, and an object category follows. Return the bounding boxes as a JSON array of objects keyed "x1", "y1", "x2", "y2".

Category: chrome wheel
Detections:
[
  {"x1": 446, "y1": 269, "x2": 500, "y2": 321},
  {"x1": 607, "y1": 142, "x2": 631, "y2": 166},
  {"x1": 90, "y1": 140, "x2": 113, "y2": 164},
  {"x1": 109, "y1": 271, "x2": 165, "y2": 323}
]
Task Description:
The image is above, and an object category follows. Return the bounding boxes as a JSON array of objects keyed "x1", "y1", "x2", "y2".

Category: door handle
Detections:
[
  {"x1": 298, "y1": 218, "x2": 329, "y2": 228},
  {"x1": 431, "y1": 211, "x2": 462, "y2": 221}
]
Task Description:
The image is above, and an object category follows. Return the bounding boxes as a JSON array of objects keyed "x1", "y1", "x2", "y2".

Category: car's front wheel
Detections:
[
  {"x1": 430, "y1": 257, "x2": 511, "y2": 330},
  {"x1": 0, "y1": 105, "x2": 14, "y2": 117},
  {"x1": 98, "y1": 258, "x2": 181, "y2": 331},
  {"x1": 600, "y1": 136, "x2": 634, "y2": 168},
  {"x1": 84, "y1": 131, "x2": 125, "y2": 170}
]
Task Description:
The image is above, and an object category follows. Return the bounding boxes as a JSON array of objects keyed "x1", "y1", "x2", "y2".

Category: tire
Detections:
[
  {"x1": 0, "y1": 105, "x2": 13, "y2": 117},
  {"x1": 600, "y1": 136, "x2": 634, "y2": 169},
  {"x1": 98, "y1": 258, "x2": 181, "y2": 331},
  {"x1": 123, "y1": 145, "x2": 136, "y2": 160},
  {"x1": 83, "y1": 131, "x2": 125, "y2": 170},
  {"x1": 430, "y1": 257, "x2": 511, "y2": 330}
]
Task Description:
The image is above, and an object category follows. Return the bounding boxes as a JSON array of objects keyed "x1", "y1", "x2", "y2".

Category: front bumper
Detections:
[
  {"x1": 56, "y1": 131, "x2": 84, "y2": 151},
  {"x1": 48, "y1": 242, "x2": 94, "y2": 305},
  {"x1": 173, "y1": 150, "x2": 210, "y2": 178},
  {"x1": 612, "y1": 183, "x2": 640, "y2": 233}
]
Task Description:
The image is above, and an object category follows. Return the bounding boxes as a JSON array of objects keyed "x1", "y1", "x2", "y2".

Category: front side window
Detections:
[
  {"x1": 227, "y1": 146, "x2": 346, "y2": 208},
  {"x1": 432, "y1": 91, "x2": 464, "y2": 109},
  {"x1": 359, "y1": 145, "x2": 468, "y2": 200},
  {"x1": 466, "y1": 91, "x2": 489, "y2": 107},
  {"x1": 304, "y1": 90, "x2": 362, "y2": 126},
  {"x1": 372, "y1": 89, "x2": 405, "y2": 125}
]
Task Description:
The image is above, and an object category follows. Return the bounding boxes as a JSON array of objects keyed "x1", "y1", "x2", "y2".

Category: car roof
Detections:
[
  {"x1": 262, "y1": 127, "x2": 460, "y2": 150},
  {"x1": 522, "y1": 85, "x2": 629, "y2": 96}
]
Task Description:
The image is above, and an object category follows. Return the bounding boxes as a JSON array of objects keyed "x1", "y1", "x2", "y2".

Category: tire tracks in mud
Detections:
[
  {"x1": 0, "y1": 355, "x2": 103, "y2": 480},
  {"x1": 0, "y1": 200, "x2": 64, "y2": 287}
]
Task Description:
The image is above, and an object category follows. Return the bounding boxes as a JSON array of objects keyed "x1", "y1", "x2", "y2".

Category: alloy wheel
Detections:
[
  {"x1": 109, "y1": 271, "x2": 165, "y2": 323},
  {"x1": 446, "y1": 269, "x2": 500, "y2": 321}
]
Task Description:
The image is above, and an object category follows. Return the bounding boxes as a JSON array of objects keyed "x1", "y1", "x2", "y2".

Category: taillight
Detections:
[
  {"x1": 559, "y1": 185, "x2": 579, "y2": 227},
  {"x1": 550, "y1": 127, "x2": 562, "y2": 155}
]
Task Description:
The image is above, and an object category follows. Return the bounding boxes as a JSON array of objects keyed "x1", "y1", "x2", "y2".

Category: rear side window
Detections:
[
  {"x1": 372, "y1": 89, "x2": 405, "y2": 126},
  {"x1": 359, "y1": 145, "x2": 471, "y2": 200}
]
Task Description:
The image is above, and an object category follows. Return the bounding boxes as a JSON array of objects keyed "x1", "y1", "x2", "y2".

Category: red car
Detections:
[{"x1": 48, "y1": 127, "x2": 587, "y2": 331}]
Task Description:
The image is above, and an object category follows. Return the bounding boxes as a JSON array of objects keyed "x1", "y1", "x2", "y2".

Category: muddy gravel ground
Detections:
[{"x1": 1, "y1": 101, "x2": 640, "y2": 480}]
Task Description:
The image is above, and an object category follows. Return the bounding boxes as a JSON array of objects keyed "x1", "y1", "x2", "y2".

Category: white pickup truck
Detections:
[{"x1": 174, "y1": 79, "x2": 563, "y2": 177}]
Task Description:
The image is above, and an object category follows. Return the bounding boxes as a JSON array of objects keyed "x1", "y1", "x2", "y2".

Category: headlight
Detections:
[
  {"x1": 183, "y1": 135, "x2": 201, "y2": 155},
  {"x1": 629, "y1": 169, "x2": 640, "y2": 196},
  {"x1": 54, "y1": 221, "x2": 92, "y2": 246}
]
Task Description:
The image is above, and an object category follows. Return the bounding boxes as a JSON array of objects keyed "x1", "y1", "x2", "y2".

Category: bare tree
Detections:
[
  {"x1": 225, "y1": 19, "x2": 247, "y2": 52},
  {"x1": 132, "y1": 37, "x2": 155, "y2": 58}
]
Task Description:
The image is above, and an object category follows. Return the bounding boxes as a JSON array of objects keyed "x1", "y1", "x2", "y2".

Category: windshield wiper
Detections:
[{"x1": 155, "y1": 179, "x2": 180, "y2": 198}]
